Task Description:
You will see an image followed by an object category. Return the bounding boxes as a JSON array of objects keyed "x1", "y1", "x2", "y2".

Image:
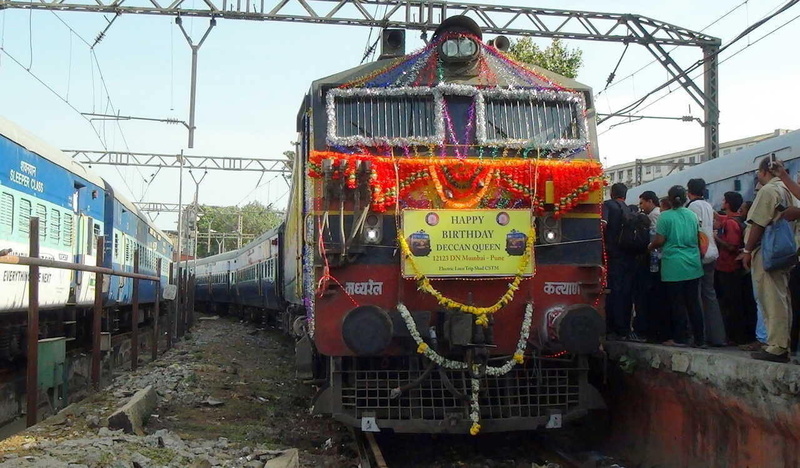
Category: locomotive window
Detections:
[
  {"x1": 0, "y1": 192, "x2": 13, "y2": 235},
  {"x1": 63, "y1": 214, "x2": 74, "y2": 247},
  {"x1": 482, "y1": 97, "x2": 581, "y2": 145},
  {"x1": 18, "y1": 198, "x2": 31, "y2": 234},
  {"x1": 36, "y1": 204, "x2": 47, "y2": 241},
  {"x1": 332, "y1": 94, "x2": 437, "y2": 141},
  {"x1": 50, "y1": 209, "x2": 61, "y2": 243}
]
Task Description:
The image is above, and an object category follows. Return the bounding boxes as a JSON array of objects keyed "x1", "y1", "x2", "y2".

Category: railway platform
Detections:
[{"x1": 603, "y1": 341, "x2": 800, "y2": 468}]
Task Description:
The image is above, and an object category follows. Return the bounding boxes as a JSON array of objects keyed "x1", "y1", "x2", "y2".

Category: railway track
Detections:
[
  {"x1": 351, "y1": 428, "x2": 389, "y2": 468},
  {"x1": 349, "y1": 428, "x2": 612, "y2": 468}
]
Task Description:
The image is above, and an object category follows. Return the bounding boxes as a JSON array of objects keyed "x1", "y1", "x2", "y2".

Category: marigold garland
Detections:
[
  {"x1": 397, "y1": 302, "x2": 535, "y2": 436},
  {"x1": 398, "y1": 227, "x2": 535, "y2": 322},
  {"x1": 309, "y1": 150, "x2": 604, "y2": 213}
]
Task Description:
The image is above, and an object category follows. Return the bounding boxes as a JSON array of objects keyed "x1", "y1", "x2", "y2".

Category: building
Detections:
[{"x1": 603, "y1": 129, "x2": 792, "y2": 194}]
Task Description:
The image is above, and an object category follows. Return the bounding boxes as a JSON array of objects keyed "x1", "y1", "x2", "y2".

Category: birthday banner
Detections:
[{"x1": 402, "y1": 209, "x2": 534, "y2": 278}]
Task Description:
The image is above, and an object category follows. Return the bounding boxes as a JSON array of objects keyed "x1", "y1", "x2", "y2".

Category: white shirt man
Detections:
[{"x1": 687, "y1": 194, "x2": 719, "y2": 264}]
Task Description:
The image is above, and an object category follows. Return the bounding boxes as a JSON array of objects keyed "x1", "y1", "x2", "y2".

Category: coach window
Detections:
[
  {"x1": 19, "y1": 199, "x2": 32, "y2": 235},
  {"x1": 50, "y1": 209, "x2": 61, "y2": 244},
  {"x1": 36, "y1": 204, "x2": 47, "y2": 241},
  {"x1": 0, "y1": 192, "x2": 13, "y2": 236},
  {"x1": 63, "y1": 214, "x2": 74, "y2": 247}
]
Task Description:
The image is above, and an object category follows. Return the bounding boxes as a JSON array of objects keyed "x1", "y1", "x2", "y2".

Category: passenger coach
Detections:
[{"x1": 0, "y1": 116, "x2": 172, "y2": 361}]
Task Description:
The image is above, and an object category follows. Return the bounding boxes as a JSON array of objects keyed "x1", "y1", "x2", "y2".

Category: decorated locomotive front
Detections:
[{"x1": 288, "y1": 16, "x2": 607, "y2": 434}]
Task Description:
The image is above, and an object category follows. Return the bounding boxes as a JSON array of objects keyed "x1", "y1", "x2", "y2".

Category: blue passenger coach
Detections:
[
  {"x1": 0, "y1": 116, "x2": 173, "y2": 359},
  {"x1": 627, "y1": 129, "x2": 800, "y2": 207}
]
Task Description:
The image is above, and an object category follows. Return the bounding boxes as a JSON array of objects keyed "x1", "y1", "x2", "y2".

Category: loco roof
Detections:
[{"x1": 312, "y1": 37, "x2": 591, "y2": 92}]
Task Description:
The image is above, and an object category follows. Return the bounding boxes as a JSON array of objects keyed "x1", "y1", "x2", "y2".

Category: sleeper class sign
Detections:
[{"x1": 402, "y1": 209, "x2": 534, "y2": 278}]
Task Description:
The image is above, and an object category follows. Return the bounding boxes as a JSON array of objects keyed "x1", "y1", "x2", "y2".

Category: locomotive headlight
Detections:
[
  {"x1": 365, "y1": 228, "x2": 380, "y2": 243},
  {"x1": 539, "y1": 215, "x2": 562, "y2": 245},
  {"x1": 363, "y1": 214, "x2": 382, "y2": 244},
  {"x1": 440, "y1": 37, "x2": 478, "y2": 61}
]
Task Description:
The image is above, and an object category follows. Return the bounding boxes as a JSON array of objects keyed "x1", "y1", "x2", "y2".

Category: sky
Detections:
[{"x1": 1, "y1": 0, "x2": 799, "y2": 232}]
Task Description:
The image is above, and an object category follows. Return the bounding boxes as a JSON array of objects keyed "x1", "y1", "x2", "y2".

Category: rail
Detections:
[{"x1": 0, "y1": 217, "x2": 192, "y2": 428}]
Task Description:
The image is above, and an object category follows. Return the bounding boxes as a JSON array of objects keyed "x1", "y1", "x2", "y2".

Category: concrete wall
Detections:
[{"x1": 604, "y1": 343, "x2": 800, "y2": 468}]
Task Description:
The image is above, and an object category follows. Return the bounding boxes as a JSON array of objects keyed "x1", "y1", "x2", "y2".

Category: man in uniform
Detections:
[{"x1": 742, "y1": 157, "x2": 796, "y2": 362}]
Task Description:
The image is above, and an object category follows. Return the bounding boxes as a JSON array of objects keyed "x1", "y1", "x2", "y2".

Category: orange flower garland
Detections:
[
  {"x1": 309, "y1": 150, "x2": 604, "y2": 213},
  {"x1": 429, "y1": 165, "x2": 495, "y2": 209}
]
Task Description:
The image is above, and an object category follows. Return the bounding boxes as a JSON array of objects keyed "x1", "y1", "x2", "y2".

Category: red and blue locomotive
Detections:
[{"x1": 198, "y1": 16, "x2": 607, "y2": 434}]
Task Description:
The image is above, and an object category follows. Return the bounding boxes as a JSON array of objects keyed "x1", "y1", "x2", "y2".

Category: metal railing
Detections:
[{"x1": 0, "y1": 217, "x2": 191, "y2": 427}]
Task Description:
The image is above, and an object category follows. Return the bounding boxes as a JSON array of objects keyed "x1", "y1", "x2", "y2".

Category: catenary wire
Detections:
[
  {"x1": 596, "y1": 0, "x2": 749, "y2": 97},
  {"x1": 598, "y1": 6, "x2": 800, "y2": 137},
  {"x1": 601, "y1": 0, "x2": 799, "y2": 123}
]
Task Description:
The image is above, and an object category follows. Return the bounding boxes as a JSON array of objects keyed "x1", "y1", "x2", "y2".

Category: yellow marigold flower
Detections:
[
  {"x1": 470, "y1": 422, "x2": 481, "y2": 436},
  {"x1": 417, "y1": 343, "x2": 429, "y2": 354},
  {"x1": 513, "y1": 353, "x2": 524, "y2": 363}
]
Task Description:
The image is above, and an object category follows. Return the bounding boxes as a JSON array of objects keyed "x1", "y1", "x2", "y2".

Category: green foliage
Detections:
[
  {"x1": 196, "y1": 200, "x2": 283, "y2": 258},
  {"x1": 506, "y1": 38, "x2": 583, "y2": 79}
]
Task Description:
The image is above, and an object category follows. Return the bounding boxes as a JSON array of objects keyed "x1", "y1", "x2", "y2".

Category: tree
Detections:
[
  {"x1": 195, "y1": 200, "x2": 284, "y2": 258},
  {"x1": 506, "y1": 38, "x2": 583, "y2": 79}
]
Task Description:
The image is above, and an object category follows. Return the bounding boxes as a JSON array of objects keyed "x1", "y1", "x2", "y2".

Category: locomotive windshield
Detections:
[{"x1": 327, "y1": 86, "x2": 587, "y2": 152}]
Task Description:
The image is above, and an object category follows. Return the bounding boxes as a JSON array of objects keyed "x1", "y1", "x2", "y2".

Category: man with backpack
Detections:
[
  {"x1": 714, "y1": 191, "x2": 748, "y2": 344},
  {"x1": 603, "y1": 183, "x2": 647, "y2": 341}
]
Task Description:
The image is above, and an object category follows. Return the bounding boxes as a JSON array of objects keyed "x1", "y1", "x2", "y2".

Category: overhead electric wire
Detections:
[
  {"x1": 639, "y1": 8, "x2": 800, "y2": 114},
  {"x1": 0, "y1": 47, "x2": 106, "y2": 145},
  {"x1": 236, "y1": 173, "x2": 282, "y2": 206},
  {"x1": 4, "y1": 10, "x2": 146, "y2": 201},
  {"x1": 600, "y1": 0, "x2": 800, "y2": 123},
  {"x1": 598, "y1": 8, "x2": 800, "y2": 137},
  {"x1": 597, "y1": 0, "x2": 749, "y2": 97}
]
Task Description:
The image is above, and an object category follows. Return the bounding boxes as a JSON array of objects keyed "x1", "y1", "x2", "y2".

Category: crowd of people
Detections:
[{"x1": 603, "y1": 156, "x2": 800, "y2": 363}]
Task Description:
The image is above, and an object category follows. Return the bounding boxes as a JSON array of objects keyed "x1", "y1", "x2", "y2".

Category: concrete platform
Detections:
[{"x1": 603, "y1": 342, "x2": 800, "y2": 468}]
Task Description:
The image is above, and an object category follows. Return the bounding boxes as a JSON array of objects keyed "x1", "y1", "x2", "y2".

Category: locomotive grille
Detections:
[
  {"x1": 337, "y1": 355, "x2": 583, "y2": 422},
  {"x1": 483, "y1": 98, "x2": 580, "y2": 143},
  {"x1": 333, "y1": 95, "x2": 437, "y2": 139}
]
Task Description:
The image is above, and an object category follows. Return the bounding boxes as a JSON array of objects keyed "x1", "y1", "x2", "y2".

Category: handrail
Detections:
[{"x1": 0, "y1": 255, "x2": 160, "y2": 282}]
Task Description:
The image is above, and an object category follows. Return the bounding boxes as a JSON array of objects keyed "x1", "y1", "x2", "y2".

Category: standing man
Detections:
[
  {"x1": 687, "y1": 178, "x2": 726, "y2": 346},
  {"x1": 714, "y1": 191, "x2": 747, "y2": 344},
  {"x1": 603, "y1": 183, "x2": 636, "y2": 340},
  {"x1": 742, "y1": 157, "x2": 796, "y2": 362},
  {"x1": 635, "y1": 191, "x2": 664, "y2": 342}
]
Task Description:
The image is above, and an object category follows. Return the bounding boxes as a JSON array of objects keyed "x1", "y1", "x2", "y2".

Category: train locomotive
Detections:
[
  {"x1": 0, "y1": 116, "x2": 173, "y2": 364},
  {"x1": 196, "y1": 16, "x2": 608, "y2": 434}
]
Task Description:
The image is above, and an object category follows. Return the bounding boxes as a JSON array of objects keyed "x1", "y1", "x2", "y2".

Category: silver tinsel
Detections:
[{"x1": 325, "y1": 84, "x2": 588, "y2": 151}]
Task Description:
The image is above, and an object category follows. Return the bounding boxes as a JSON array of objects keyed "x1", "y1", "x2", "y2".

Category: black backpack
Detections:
[{"x1": 616, "y1": 201, "x2": 651, "y2": 254}]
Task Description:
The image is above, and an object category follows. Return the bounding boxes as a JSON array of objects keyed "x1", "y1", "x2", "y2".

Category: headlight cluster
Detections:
[
  {"x1": 440, "y1": 38, "x2": 478, "y2": 61},
  {"x1": 363, "y1": 214, "x2": 382, "y2": 244},
  {"x1": 539, "y1": 215, "x2": 562, "y2": 244}
]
